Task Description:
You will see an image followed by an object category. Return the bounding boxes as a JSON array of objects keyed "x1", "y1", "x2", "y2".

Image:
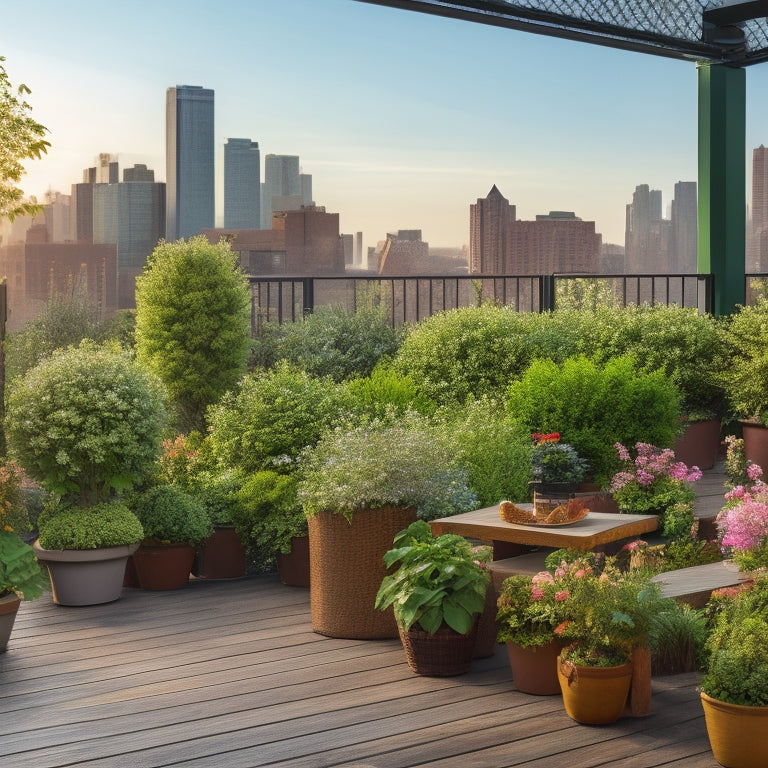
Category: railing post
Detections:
[
  {"x1": 302, "y1": 277, "x2": 314, "y2": 317},
  {"x1": 540, "y1": 275, "x2": 556, "y2": 312}
]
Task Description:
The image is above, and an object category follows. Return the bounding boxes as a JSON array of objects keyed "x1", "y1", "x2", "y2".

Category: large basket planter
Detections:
[
  {"x1": 399, "y1": 622, "x2": 478, "y2": 676},
  {"x1": 0, "y1": 593, "x2": 21, "y2": 652},
  {"x1": 506, "y1": 638, "x2": 568, "y2": 695},
  {"x1": 132, "y1": 544, "x2": 196, "y2": 591},
  {"x1": 277, "y1": 535, "x2": 310, "y2": 588},
  {"x1": 557, "y1": 655, "x2": 633, "y2": 724},
  {"x1": 701, "y1": 691, "x2": 768, "y2": 768},
  {"x1": 33, "y1": 541, "x2": 139, "y2": 606},
  {"x1": 194, "y1": 527, "x2": 246, "y2": 580},
  {"x1": 308, "y1": 506, "x2": 417, "y2": 639}
]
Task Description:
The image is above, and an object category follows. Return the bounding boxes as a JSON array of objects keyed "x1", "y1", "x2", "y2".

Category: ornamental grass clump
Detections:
[
  {"x1": 297, "y1": 413, "x2": 478, "y2": 521},
  {"x1": 610, "y1": 442, "x2": 701, "y2": 539}
]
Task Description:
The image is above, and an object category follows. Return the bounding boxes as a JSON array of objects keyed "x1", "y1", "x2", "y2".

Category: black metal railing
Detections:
[{"x1": 247, "y1": 273, "x2": 714, "y2": 331}]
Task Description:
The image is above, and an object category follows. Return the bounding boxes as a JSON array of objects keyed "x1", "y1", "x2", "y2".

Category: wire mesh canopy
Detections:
[{"x1": 356, "y1": 1, "x2": 768, "y2": 66}]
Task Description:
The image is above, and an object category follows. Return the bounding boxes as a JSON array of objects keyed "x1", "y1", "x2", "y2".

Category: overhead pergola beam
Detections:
[{"x1": 354, "y1": 0, "x2": 768, "y2": 66}]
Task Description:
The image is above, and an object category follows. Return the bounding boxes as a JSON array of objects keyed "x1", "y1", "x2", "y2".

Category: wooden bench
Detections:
[{"x1": 651, "y1": 561, "x2": 749, "y2": 608}]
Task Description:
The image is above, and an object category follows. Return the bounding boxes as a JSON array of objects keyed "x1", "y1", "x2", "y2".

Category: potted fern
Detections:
[{"x1": 375, "y1": 520, "x2": 491, "y2": 676}]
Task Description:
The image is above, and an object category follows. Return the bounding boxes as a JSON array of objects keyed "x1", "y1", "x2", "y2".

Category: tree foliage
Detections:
[
  {"x1": 0, "y1": 56, "x2": 50, "y2": 221},
  {"x1": 135, "y1": 236, "x2": 251, "y2": 432}
]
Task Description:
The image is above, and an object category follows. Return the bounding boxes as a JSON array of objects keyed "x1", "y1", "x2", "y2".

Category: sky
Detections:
[{"x1": 5, "y1": 0, "x2": 768, "y2": 248}]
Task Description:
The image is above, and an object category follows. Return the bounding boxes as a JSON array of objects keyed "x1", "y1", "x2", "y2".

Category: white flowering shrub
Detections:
[{"x1": 6, "y1": 341, "x2": 167, "y2": 506}]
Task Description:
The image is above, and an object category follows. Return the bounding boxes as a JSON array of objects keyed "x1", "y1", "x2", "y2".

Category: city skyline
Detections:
[{"x1": 7, "y1": 0, "x2": 768, "y2": 248}]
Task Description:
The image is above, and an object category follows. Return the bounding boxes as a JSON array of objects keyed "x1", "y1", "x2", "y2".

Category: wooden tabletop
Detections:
[{"x1": 429, "y1": 504, "x2": 659, "y2": 550}]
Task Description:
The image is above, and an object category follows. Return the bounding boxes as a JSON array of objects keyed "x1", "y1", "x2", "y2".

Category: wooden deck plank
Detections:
[{"x1": 0, "y1": 569, "x2": 720, "y2": 767}]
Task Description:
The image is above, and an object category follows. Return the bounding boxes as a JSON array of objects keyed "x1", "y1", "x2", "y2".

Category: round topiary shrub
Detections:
[
  {"x1": 505, "y1": 355, "x2": 681, "y2": 486},
  {"x1": 131, "y1": 485, "x2": 212, "y2": 546},
  {"x1": 5, "y1": 341, "x2": 167, "y2": 506},
  {"x1": 37, "y1": 503, "x2": 144, "y2": 550},
  {"x1": 391, "y1": 305, "x2": 535, "y2": 405}
]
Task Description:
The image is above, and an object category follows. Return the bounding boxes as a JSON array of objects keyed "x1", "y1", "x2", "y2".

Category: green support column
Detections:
[{"x1": 698, "y1": 62, "x2": 746, "y2": 316}]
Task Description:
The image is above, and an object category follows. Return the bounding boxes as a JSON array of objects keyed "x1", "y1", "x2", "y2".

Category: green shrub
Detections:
[
  {"x1": 650, "y1": 604, "x2": 707, "y2": 676},
  {"x1": 5, "y1": 341, "x2": 167, "y2": 506},
  {"x1": 131, "y1": 485, "x2": 212, "y2": 546},
  {"x1": 206, "y1": 362, "x2": 353, "y2": 476},
  {"x1": 135, "y1": 236, "x2": 251, "y2": 432},
  {"x1": 440, "y1": 398, "x2": 533, "y2": 506},
  {"x1": 720, "y1": 299, "x2": 768, "y2": 425},
  {"x1": 392, "y1": 305, "x2": 535, "y2": 405},
  {"x1": 346, "y1": 363, "x2": 435, "y2": 418},
  {"x1": 233, "y1": 470, "x2": 304, "y2": 555},
  {"x1": 505, "y1": 355, "x2": 681, "y2": 485},
  {"x1": 38, "y1": 503, "x2": 144, "y2": 549}
]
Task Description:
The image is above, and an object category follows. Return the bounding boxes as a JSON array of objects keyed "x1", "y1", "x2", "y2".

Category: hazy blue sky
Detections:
[{"x1": 7, "y1": 0, "x2": 768, "y2": 248}]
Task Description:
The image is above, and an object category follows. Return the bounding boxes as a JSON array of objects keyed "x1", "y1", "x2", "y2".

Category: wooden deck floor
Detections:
[{"x1": 1, "y1": 575, "x2": 719, "y2": 768}]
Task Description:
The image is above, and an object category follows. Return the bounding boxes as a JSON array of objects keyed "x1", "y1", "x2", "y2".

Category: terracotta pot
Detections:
[
  {"x1": 557, "y1": 654, "x2": 633, "y2": 724},
  {"x1": 195, "y1": 527, "x2": 246, "y2": 579},
  {"x1": 741, "y1": 421, "x2": 768, "y2": 473},
  {"x1": 701, "y1": 691, "x2": 768, "y2": 768},
  {"x1": 308, "y1": 506, "x2": 417, "y2": 639},
  {"x1": 673, "y1": 418, "x2": 722, "y2": 470},
  {"x1": 277, "y1": 535, "x2": 310, "y2": 588},
  {"x1": 33, "y1": 541, "x2": 139, "y2": 606},
  {"x1": 132, "y1": 544, "x2": 195, "y2": 591},
  {"x1": 0, "y1": 593, "x2": 21, "y2": 652},
  {"x1": 506, "y1": 638, "x2": 567, "y2": 695},
  {"x1": 398, "y1": 622, "x2": 478, "y2": 677}
]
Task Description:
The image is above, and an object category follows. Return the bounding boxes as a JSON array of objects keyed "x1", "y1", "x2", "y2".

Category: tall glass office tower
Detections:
[
  {"x1": 165, "y1": 85, "x2": 214, "y2": 241},
  {"x1": 224, "y1": 138, "x2": 260, "y2": 229}
]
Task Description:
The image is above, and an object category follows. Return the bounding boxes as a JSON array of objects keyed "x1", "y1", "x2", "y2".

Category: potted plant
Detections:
[
  {"x1": 233, "y1": 470, "x2": 308, "y2": 587},
  {"x1": 610, "y1": 442, "x2": 702, "y2": 540},
  {"x1": 0, "y1": 460, "x2": 46, "y2": 650},
  {"x1": 700, "y1": 576, "x2": 768, "y2": 768},
  {"x1": 130, "y1": 484, "x2": 213, "y2": 590},
  {"x1": 297, "y1": 412, "x2": 478, "y2": 639},
  {"x1": 530, "y1": 432, "x2": 589, "y2": 493},
  {"x1": 495, "y1": 572, "x2": 569, "y2": 694},
  {"x1": 720, "y1": 300, "x2": 768, "y2": 469},
  {"x1": 551, "y1": 553, "x2": 668, "y2": 724},
  {"x1": 374, "y1": 520, "x2": 490, "y2": 676},
  {"x1": 5, "y1": 342, "x2": 166, "y2": 606}
]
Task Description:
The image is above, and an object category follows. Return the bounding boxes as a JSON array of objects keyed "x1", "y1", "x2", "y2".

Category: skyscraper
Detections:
[
  {"x1": 751, "y1": 145, "x2": 768, "y2": 270},
  {"x1": 469, "y1": 185, "x2": 515, "y2": 273},
  {"x1": 165, "y1": 85, "x2": 214, "y2": 241},
  {"x1": 671, "y1": 181, "x2": 697, "y2": 273},
  {"x1": 261, "y1": 154, "x2": 300, "y2": 228},
  {"x1": 224, "y1": 138, "x2": 261, "y2": 229}
]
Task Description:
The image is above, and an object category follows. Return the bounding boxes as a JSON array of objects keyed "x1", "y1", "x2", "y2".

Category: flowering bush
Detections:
[
  {"x1": 496, "y1": 572, "x2": 567, "y2": 648},
  {"x1": 298, "y1": 413, "x2": 478, "y2": 522},
  {"x1": 530, "y1": 432, "x2": 588, "y2": 485},
  {"x1": 716, "y1": 462, "x2": 768, "y2": 571},
  {"x1": 610, "y1": 442, "x2": 701, "y2": 539}
]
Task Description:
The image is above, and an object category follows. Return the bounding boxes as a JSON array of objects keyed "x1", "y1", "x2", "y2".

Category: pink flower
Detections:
[
  {"x1": 615, "y1": 442, "x2": 630, "y2": 462},
  {"x1": 555, "y1": 590, "x2": 569, "y2": 602},
  {"x1": 748, "y1": 463, "x2": 764, "y2": 481},
  {"x1": 636, "y1": 469, "x2": 655, "y2": 486},
  {"x1": 622, "y1": 539, "x2": 647, "y2": 552},
  {"x1": 531, "y1": 586, "x2": 544, "y2": 601},
  {"x1": 532, "y1": 570, "x2": 554, "y2": 585},
  {"x1": 574, "y1": 569, "x2": 586, "y2": 579}
]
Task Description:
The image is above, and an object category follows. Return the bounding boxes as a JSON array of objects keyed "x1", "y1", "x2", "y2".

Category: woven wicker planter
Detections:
[
  {"x1": 399, "y1": 622, "x2": 478, "y2": 676},
  {"x1": 308, "y1": 506, "x2": 417, "y2": 639}
]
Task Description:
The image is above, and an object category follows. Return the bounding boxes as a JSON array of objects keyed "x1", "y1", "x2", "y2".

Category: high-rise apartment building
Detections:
[
  {"x1": 469, "y1": 185, "x2": 516, "y2": 273},
  {"x1": 224, "y1": 138, "x2": 261, "y2": 229},
  {"x1": 671, "y1": 181, "x2": 698, "y2": 273},
  {"x1": 300, "y1": 172, "x2": 313, "y2": 207},
  {"x1": 93, "y1": 165, "x2": 165, "y2": 308},
  {"x1": 165, "y1": 85, "x2": 214, "y2": 241},
  {"x1": 261, "y1": 154, "x2": 300, "y2": 228},
  {"x1": 751, "y1": 145, "x2": 768, "y2": 270}
]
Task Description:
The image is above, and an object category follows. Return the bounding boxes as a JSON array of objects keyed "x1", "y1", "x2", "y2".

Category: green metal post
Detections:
[{"x1": 697, "y1": 62, "x2": 746, "y2": 316}]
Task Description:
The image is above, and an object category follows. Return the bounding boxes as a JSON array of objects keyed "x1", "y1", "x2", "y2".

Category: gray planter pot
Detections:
[
  {"x1": 0, "y1": 592, "x2": 21, "y2": 652},
  {"x1": 33, "y1": 541, "x2": 140, "y2": 606}
]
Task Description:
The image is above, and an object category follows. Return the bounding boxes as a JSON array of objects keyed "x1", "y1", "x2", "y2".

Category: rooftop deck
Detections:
[
  {"x1": 1, "y1": 463, "x2": 729, "y2": 767},
  {"x1": 1, "y1": 575, "x2": 716, "y2": 767}
]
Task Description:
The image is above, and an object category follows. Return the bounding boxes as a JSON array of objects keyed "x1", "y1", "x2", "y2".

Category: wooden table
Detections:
[{"x1": 429, "y1": 504, "x2": 659, "y2": 551}]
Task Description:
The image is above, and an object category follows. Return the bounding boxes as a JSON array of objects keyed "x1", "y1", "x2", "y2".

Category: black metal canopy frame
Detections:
[{"x1": 354, "y1": 0, "x2": 768, "y2": 66}]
